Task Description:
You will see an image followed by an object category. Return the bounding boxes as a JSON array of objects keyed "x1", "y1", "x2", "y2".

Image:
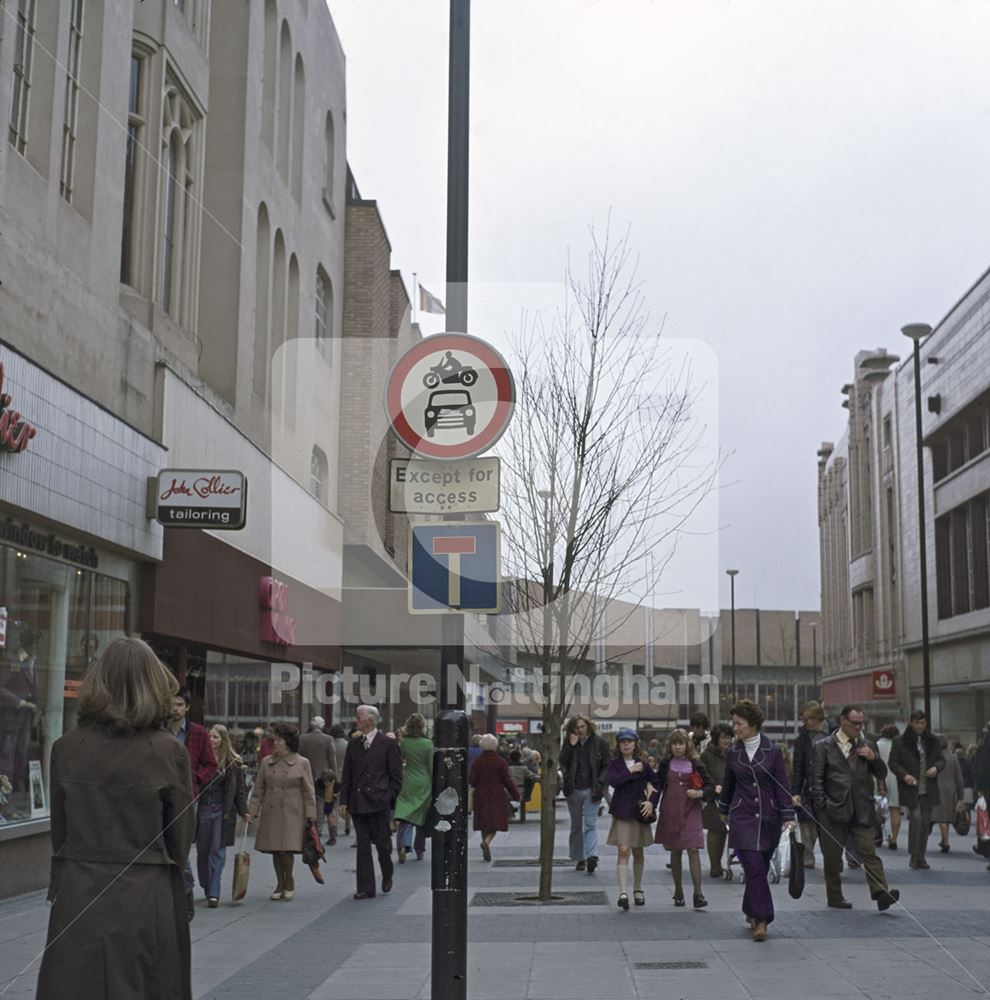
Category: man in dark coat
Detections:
[
  {"x1": 888, "y1": 710, "x2": 945, "y2": 869},
  {"x1": 339, "y1": 704, "x2": 402, "y2": 899},
  {"x1": 559, "y1": 715, "x2": 610, "y2": 873},
  {"x1": 299, "y1": 715, "x2": 337, "y2": 837},
  {"x1": 790, "y1": 701, "x2": 829, "y2": 869},
  {"x1": 0, "y1": 626, "x2": 40, "y2": 807},
  {"x1": 810, "y1": 704, "x2": 899, "y2": 910}
]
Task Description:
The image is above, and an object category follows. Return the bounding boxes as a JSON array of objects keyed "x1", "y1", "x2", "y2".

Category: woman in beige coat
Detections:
[{"x1": 248, "y1": 722, "x2": 317, "y2": 900}]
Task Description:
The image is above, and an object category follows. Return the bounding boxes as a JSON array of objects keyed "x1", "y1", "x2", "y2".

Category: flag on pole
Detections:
[{"x1": 419, "y1": 285, "x2": 445, "y2": 315}]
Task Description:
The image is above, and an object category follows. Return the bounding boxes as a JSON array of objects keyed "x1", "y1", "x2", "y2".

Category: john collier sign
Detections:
[{"x1": 154, "y1": 470, "x2": 247, "y2": 529}]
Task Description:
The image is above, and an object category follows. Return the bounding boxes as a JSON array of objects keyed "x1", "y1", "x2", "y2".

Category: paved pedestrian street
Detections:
[{"x1": 2, "y1": 807, "x2": 989, "y2": 999}]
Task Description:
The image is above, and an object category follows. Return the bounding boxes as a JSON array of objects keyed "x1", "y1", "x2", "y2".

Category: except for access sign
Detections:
[
  {"x1": 155, "y1": 470, "x2": 247, "y2": 529},
  {"x1": 409, "y1": 522, "x2": 501, "y2": 614},
  {"x1": 385, "y1": 333, "x2": 515, "y2": 461},
  {"x1": 389, "y1": 457, "x2": 500, "y2": 514}
]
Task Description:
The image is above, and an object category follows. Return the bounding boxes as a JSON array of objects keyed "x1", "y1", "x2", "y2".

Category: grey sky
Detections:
[{"x1": 328, "y1": 0, "x2": 990, "y2": 612}]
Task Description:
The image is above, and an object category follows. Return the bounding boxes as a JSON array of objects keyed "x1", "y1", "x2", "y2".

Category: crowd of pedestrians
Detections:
[{"x1": 31, "y1": 636, "x2": 990, "y2": 996}]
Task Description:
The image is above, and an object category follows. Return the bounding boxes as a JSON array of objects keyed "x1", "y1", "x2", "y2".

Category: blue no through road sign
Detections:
[{"x1": 409, "y1": 522, "x2": 501, "y2": 614}]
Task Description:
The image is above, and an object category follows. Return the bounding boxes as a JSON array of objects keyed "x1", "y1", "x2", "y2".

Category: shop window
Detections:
[{"x1": 0, "y1": 546, "x2": 128, "y2": 828}]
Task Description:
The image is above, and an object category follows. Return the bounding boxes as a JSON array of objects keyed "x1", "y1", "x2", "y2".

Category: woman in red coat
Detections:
[{"x1": 469, "y1": 733, "x2": 520, "y2": 861}]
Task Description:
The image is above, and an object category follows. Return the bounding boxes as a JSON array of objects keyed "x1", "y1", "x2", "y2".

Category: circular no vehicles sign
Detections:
[{"x1": 385, "y1": 333, "x2": 515, "y2": 461}]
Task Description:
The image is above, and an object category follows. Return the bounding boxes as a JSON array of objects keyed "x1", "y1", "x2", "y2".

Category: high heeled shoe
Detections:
[
  {"x1": 693, "y1": 893, "x2": 708, "y2": 909},
  {"x1": 673, "y1": 891, "x2": 685, "y2": 907},
  {"x1": 633, "y1": 890, "x2": 645, "y2": 906},
  {"x1": 617, "y1": 893, "x2": 629, "y2": 910}
]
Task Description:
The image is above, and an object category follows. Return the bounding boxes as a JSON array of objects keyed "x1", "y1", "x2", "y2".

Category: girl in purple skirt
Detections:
[{"x1": 652, "y1": 729, "x2": 715, "y2": 908}]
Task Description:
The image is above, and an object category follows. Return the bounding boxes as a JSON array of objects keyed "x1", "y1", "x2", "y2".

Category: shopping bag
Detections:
[
  {"x1": 976, "y1": 795, "x2": 990, "y2": 841},
  {"x1": 776, "y1": 827, "x2": 792, "y2": 877},
  {"x1": 788, "y1": 830, "x2": 806, "y2": 899},
  {"x1": 232, "y1": 824, "x2": 250, "y2": 902}
]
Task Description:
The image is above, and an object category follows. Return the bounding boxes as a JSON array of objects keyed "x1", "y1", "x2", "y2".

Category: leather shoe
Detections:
[
  {"x1": 575, "y1": 859, "x2": 586, "y2": 871},
  {"x1": 586, "y1": 855, "x2": 598, "y2": 874},
  {"x1": 827, "y1": 899, "x2": 853, "y2": 909},
  {"x1": 382, "y1": 878, "x2": 393, "y2": 894},
  {"x1": 876, "y1": 889, "x2": 900, "y2": 912},
  {"x1": 916, "y1": 859, "x2": 930, "y2": 869},
  {"x1": 353, "y1": 891, "x2": 375, "y2": 900}
]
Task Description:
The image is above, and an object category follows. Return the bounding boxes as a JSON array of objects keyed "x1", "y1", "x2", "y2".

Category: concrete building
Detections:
[
  {"x1": 818, "y1": 269, "x2": 990, "y2": 743},
  {"x1": 0, "y1": 0, "x2": 348, "y2": 895}
]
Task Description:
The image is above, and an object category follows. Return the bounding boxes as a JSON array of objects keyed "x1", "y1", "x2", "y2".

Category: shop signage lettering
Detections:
[
  {"x1": 0, "y1": 518, "x2": 98, "y2": 568},
  {"x1": 260, "y1": 575, "x2": 295, "y2": 646},
  {"x1": 0, "y1": 363, "x2": 38, "y2": 454},
  {"x1": 154, "y1": 469, "x2": 247, "y2": 530}
]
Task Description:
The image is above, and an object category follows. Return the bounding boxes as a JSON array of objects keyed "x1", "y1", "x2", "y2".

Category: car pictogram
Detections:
[{"x1": 424, "y1": 389, "x2": 476, "y2": 437}]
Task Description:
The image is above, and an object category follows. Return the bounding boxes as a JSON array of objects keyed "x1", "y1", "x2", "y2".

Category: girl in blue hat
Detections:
[{"x1": 606, "y1": 728, "x2": 657, "y2": 909}]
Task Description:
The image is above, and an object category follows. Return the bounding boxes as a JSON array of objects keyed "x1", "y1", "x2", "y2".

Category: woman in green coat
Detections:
[{"x1": 394, "y1": 713, "x2": 433, "y2": 862}]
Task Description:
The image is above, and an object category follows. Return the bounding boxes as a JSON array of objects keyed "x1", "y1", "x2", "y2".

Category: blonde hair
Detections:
[
  {"x1": 661, "y1": 728, "x2": 698, "y2": 762},
  {"x1": 209, "y1": 724, "x2": 243, "y2": 770},
  {"x1": 78, "y1": 637, "x2": 177, "y2": 735},
  {"x1": 401, "y1": 713, "x2": 428, "y2": 739}
]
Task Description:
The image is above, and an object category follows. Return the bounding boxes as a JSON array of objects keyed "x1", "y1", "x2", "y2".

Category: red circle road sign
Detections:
[{"x1": 385, "y1": 333, "x2": 515, "y2": 460}]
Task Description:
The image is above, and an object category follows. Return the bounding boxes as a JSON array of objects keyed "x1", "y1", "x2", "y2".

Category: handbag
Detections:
[
  {"x1": 302, "y1": 819, "x2": 327, "y2": 884},
  {"x1": 689, "y1": 770, "x2": 704, "y2": 791},
  {"x1": 953, "y1": 806, "x2": 971, "y2": 837},
  {"x1": 635, "y1": 791, "x2": 655, "y2": 825},
  {"x1": 231, "y1": 824, "x2": 250, "y2": 902},
  {"x1": 787, "y1": 830, "x2": 806, "y2": 899}
]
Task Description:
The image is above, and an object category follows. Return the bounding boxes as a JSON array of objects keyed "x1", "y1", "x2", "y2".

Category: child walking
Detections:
[
  {"x1": 606, "y1": 728, "x2": 657, "y2": 910},
  {"x1": 652, "y1": 728, "x2": 715, "y2": 908}
]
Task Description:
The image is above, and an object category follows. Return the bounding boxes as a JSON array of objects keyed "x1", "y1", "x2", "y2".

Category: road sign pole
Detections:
[{"x1": 432, "y1": 2, "x2": 470, "y2": 999}]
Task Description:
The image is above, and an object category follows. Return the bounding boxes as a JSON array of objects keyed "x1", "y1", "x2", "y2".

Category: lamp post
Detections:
[
  {"x1": 902, "y1": 323, "x2": 933, "y2": 723},
  {"x1": 810, "y1": 621, "x2": 818, "y2": 701},
  {"x1": 726, "y1": 570, "x2": 739, "y2": 702}
]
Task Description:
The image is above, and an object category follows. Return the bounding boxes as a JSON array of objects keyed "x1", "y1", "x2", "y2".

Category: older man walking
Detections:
[
  {"x1": 299, "y1": 716, "x2": 337, "y2": 840},
  {"x1": 339, "y1": 705, "x2": 402, "y2": 899},
  {"x1": 811, "y1": 704, "x2": 899, "y2": 911}
]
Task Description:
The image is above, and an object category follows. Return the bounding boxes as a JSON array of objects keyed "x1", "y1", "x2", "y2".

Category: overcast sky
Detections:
[{"x1": 327, "y1": 0, "x2": 990, "y2": 613}]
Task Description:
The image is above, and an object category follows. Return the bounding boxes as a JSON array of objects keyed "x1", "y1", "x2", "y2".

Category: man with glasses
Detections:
[{"x1": 810, "y1": 704, "x2": 900, "y2": 911}]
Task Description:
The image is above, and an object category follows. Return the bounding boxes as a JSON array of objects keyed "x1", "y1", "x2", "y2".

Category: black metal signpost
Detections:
[{"x1": 431, "y1": 2, "x2": 471, "y2": 998}]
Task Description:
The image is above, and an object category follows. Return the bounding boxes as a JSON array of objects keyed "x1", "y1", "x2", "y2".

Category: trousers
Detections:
[
  {"x1": 195, "y1": 803, "x2": 226, "y2": 898},
  {"x1": 566, "y1": 788, "x2": 598, "y2": 861},
  {"x1": 737, "y1": 847, "x2": 777, "y2": 924},
  {"x1": 352, "y1": 810, "x2": 394, "y2": 895},
  {"x1": 907, "y1": 795, "x2": 933, "y2": 861},
  {"x1": 819, "y1": 815, "x2": 889, "y2": 903}
]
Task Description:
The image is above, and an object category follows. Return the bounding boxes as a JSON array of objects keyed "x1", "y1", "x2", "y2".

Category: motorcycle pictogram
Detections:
[{"x1": 423, "y1": 351, "x2": 478, "y2": 388}]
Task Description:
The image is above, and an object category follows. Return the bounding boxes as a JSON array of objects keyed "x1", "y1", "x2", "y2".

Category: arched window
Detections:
[
  {"x1": 159, "y1": 80, "x2": 199, "y2": 322},
  {"x1": 310, "y1": 446, "x2": 328, "y2": 503},
  {"x1": 323, "y1": 110, "x2": 335, "y2": 209},
  {"x1": 252, "y1": 204, "x2": 270, "y2": 398},
  {"x1": 315, "y1": 266, "x2": 332, "y2": 351},
  {"x1": 291, "y1": 54, "x2": 305, "y2": 202},
  {"x1": 277, "y1": 21, "x2": 291, "y2": 178},
  {"x1": 261, "y1": 0, "x2": 276, "y2": 149}
]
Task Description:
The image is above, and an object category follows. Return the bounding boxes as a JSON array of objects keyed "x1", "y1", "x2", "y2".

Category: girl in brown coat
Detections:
[
  {"x1": 248, "y1": 722, "x2": 317, "y2": 900},
  {"x1": 469, "y1": 734, "x2": 520, "y2": 861},
  {"x1": 37, "y1": 637, "x2": 194, "y2": 1000}
]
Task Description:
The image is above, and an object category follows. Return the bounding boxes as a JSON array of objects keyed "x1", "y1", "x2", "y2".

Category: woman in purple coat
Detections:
[
  {"x1": 605, "y1": 728, "x2": 657, "y2": 909},
  {"x1": 469, "y1": 733, "x2": 520, "y2": 861},
  {"x1": 717, "y1": 700, "x2": 795, "y2": 942}
]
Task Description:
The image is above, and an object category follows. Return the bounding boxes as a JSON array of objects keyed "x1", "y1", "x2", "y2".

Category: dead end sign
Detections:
[{"x1": 385, "y1": 333, "x2": 515, "y2": 461}]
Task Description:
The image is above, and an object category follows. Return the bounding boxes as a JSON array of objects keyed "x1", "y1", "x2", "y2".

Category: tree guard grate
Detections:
[{"x1": 470, "y1": 891, "x2": 609, "y2": 907}]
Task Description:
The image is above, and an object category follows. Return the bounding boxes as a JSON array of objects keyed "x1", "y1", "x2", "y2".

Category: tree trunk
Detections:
[{"x1": 538, "y1": 736, "x2": 557, "y2": 900}]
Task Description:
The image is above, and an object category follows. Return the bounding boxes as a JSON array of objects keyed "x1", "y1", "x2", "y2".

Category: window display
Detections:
[{"x1": 0, "y1": 543, "x2": 128, "y2": 827}]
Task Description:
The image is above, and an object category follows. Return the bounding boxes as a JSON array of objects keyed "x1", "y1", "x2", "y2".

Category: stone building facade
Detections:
[{"x1": 819, "y1": 270, "x2": 990, "y2": 742}]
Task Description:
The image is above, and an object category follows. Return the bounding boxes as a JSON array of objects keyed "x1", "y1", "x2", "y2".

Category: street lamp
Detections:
[
  {"x1": 902, "y1": 323, "x2": 933, "y2": 722},
  {"x1": 726, "y1": 570, "x2": 739, "y2": 702},
  {"x1": 810, "y1": 621, "x2": 818, "y2": 702}
]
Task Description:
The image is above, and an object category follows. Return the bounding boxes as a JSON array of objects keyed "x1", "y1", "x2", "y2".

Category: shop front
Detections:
[{"x1": 0, "y1": 346, "x2": 165, "y2": 896}]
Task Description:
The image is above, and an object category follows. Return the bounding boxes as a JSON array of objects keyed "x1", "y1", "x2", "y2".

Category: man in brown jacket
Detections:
[{"x1": 299, "y1": 715, "x2": 337, "y2": 839}]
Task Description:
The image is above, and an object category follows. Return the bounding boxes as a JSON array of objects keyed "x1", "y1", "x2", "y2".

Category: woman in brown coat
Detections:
[
  {"x1": 248, "y1": 722, "x2": 317, "y2": 900},
  {"x1": 468, "y1": 733, "x2": 520, "y2": 861},
  {"x1": 37, "y1": 637, "x2": 194, "y2": 1000}
]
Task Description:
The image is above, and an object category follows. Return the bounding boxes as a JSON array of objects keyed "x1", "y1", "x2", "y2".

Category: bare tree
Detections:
[{"x1": 497, "y1": 224, "x2": 722, "y2": 900}]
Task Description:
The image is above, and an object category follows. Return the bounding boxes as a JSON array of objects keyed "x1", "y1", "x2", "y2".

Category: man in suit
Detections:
[
  {"x1": 299, "y1": 716, "x2": 337, "y2": 840},
  {"x1": 810, "y1": 704, "x2": 899, "y2": 911},
  {"x1": 339, "y1": 704, "x2": 402, "y2": 899}
]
